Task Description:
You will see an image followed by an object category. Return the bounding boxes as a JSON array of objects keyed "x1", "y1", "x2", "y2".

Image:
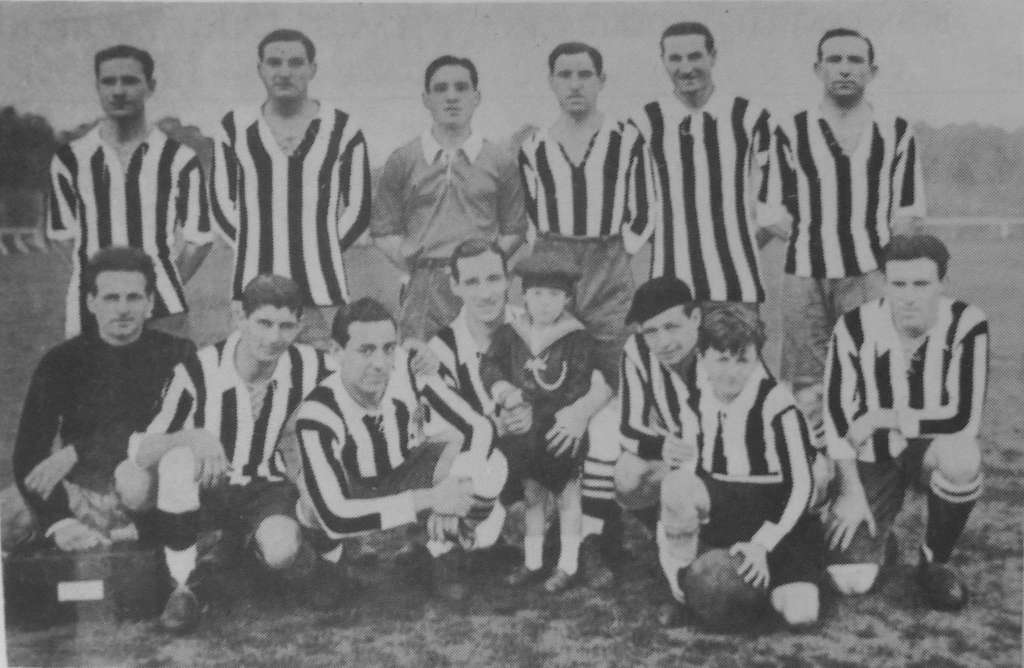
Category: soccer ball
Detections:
[{"x1": 681, "y1": 548, "x2": 769, "y2": 631}]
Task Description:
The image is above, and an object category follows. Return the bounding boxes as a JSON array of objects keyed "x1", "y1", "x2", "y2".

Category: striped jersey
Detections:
[
  {"x1": 618, "y1": 333, "x2": 700, "y2": 460},
  {"x1": 47, "y1": 126, "x2": 212, "y2": 336},
  {"x1": 210, "y1": 105, "x2": 371, "y2": 305},
  {"x1": 134, "y1": 332, "x2": 332, "y2": 484},
  {"x1": 824, "y1": 297, "x2": 988, "y2": 462},
  {"x1": 774, "y1": 108, "x2": 925, "y2": 278},
  {"x1": 692, "y1": 360, "x2": 815, "y2": 551},
  {"x1": 429, "y1": 305, "x2": 521, "y2": 418},
  {"x1": 518, "y1": 118, "x2": 649, "y2": 239},
  {"x1": 626, "y1": 93, "x2": 774, "y2": 302},
  {"x1": 295, "y1": 348, "x2": 494, "y2": 538}
]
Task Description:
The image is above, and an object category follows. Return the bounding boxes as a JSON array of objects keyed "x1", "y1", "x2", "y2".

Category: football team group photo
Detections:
[{"x1": 1, "y1": 1, "x2": 1021, "y2": 665}]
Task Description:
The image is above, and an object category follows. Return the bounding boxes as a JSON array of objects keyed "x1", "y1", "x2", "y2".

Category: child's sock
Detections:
[
  {"x1": 557, "y1": 532, "x2": 581, "y2": 575},
  {"x1": 524, "y1": 534, "x2": 544, "y2": 571}
]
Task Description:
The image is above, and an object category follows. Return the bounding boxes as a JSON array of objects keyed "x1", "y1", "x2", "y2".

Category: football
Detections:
[{"x1": 682, "y1": 548, "x2": 769, "y2": 631}]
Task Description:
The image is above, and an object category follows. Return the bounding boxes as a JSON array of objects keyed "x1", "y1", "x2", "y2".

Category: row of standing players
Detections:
[{"x1": 11, "y1": 22, "x2": 986, "y2": 633}]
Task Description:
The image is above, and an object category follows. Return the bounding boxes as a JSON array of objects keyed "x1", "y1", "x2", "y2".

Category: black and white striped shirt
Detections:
[
  {"x1": 824, "y1": 297, "x2": 988, "y2": 462},
  {"x1": 626, "y1": 93, "x2": 774, "y2": 302},
  {"x1": 295, "y1": 348, "x2": 494, "y2": 538},
  {"x1": 693, "y1": 361, "x2": 815, "y2": 551},
  {"x1": 428, "y1": 305, "x2": 521, "y2": 419},
  {"x1": 618, "y1": 333, "x2": 700, "y2": 460},
  {"x1": 132, "y1": 332, "x2": 332, "y2": 484},
  {"x1": 48, "y1": 126, "x2": 211, "y2": 336},
  {"x1": 210, "y1": 106, "x2": 371, "y2": 305},
  {"x1": 774, "y1": 109, "x2": 926, "y2": 278},
  {"x1": 518, "y1": 118, "x2": 649, "y2": 239}
]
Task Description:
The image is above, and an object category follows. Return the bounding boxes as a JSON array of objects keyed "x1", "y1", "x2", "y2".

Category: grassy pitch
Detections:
[{"x1": 2, "y1": 231, "x2": 1021, "y2": 666}]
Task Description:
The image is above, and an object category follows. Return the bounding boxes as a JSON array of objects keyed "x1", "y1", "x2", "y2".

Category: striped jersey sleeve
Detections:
[{"x1": 47, "y1": 146, "x2": 79, "y2": 241}]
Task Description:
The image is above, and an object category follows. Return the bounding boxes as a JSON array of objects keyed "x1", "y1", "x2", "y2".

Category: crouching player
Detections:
[
  {"x1": 294, "y1": 298, "x2": 508, "y2": 604},
  {"x1": 823, "y1": 235, "x2": 987, "y2": 610},
  {"x1": 657, "y1": 306, "x2": 823, "y2": 628},
  {"x1": 119, "y1": 275, "x2": 334, "y2": 633}
]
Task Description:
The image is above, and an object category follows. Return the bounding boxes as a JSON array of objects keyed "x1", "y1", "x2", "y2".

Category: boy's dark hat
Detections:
[
  {"x1": 514, "y1": 251, "x2": 581, "y2": 292},
  {"x1": 625, "y1": 276, "x2": 696, "y2": 324}
]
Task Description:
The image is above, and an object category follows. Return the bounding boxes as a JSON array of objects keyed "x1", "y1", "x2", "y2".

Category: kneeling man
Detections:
[
  {"x1": 823, "y1": 235, "x2": 987, "y2": 610},
  {"x1": 121, "y1": 275, "x2": 333, "y2": 633},
  {"x1": 657, "y1": 306, "x2": 822, "y2": 628},
  {"x1": 294, "y1": 298, "x2": 507, "y2": 603}
]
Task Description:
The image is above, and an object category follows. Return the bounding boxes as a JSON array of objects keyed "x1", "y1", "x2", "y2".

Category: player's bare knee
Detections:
[
  {"x1": 254, "y1": 515, "x2": 302, "y2": 570},
  {"x1": 614, "y1": 454, "x2": 655, "y2": 509},
  {"x1": 827, "y1": 563, "x2": 880, "y2": 595},
  {"x1": 157, "y1": 445, "x2": 195, "y2": 487},
  {"x1": 114, "y1": 459, "x2": 155, "y2": 512},
  {"x1": 659, "y1": 468, "x2": 704, "y2": 521},
  {"x1": 931, "y1": 436, "x2": 982, "y2": 486}
]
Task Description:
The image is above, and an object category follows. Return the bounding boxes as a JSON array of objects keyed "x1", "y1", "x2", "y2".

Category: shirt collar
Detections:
[
  {"x1": 87, "y1": 123, "x2": 164, "y2": 152},
  {"x1": 421, "y1": 128, "x2": 484, "y2": 164},
  {"x1": 217, "y1": 331, "x2": 295, "y2": 391},
  {"x1": 660, "y1": 86, "x2": 734, "y2": 121}
]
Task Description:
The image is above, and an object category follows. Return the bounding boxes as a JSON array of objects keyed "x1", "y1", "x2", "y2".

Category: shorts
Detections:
[
  {"x1": 699, "y1": 474, "x2": 825, "y2": 588},
  {"x1": 398, "y1": 265, "x2": 462, "y2": 343},
  {"x1": 199, "y1": 479, "x2": 299, "y2": 539},
  {"x1": 498, "y1": 413, "x2": 589, "y2": 494},
  {"x1": 780, "y1": 271, "x2": 884, "y2": 385},
  {"x1": 828, "y1": 438, "x2": 931, "y2": 566}
]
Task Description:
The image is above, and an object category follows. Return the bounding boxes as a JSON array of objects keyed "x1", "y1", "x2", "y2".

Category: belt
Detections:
[{"x1": 408, "y1": 256, "x2": 451, "y2": 270}]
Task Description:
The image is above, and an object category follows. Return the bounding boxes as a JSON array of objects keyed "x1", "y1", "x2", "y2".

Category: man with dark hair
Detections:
[
  {"x1": 625, "y1": 22, "x2": 782, "y2": 306},
  {"x1": 294, "y1": 297, "x2": 508, "y2": 604},
  {"x1": 119, "y1": 274, "x2": 335, "y2": 633},
  {"x1": 211, "y1": 28, "x2": 371, "y2": 349},
  {"x1": 518, "y1": 40, "x2": 649, "y2": 585},
  {"x1": 823, "y1": 235, "x2": 986, "y2": 611},
  {"x1": 372, "y1": 55, "x2": 526, "y2": 341},
  {"x1": 49, "y1": 44, "x2": 212, "y2": 339},
  {"x1": 4, "y1": 247, "x2": 194, "y2": 553},
  {"x1": 656, "y1": 305, "x2": 822, "y2": 628},
  {"x1": 773, "y1": 28, "x2": 925, "y2": 429}
]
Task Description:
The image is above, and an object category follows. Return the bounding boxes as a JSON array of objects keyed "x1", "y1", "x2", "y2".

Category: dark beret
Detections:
[{"x1": 625, "y1": 276, "x2": 696, "y2": 325}]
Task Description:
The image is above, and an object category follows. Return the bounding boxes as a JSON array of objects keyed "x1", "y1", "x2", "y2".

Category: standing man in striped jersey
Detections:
[
  {"x1": 773, "y1": 28, "x2": 925, "y2": 422},
  {"x1": 211, "y1": 29, "x2": 371, "y2": 348},
  {"x1": 372, "y1": 55, "x2": 527, "y2": 342},
  {"x1": 48, "y1": 45, "x2": 212, "y2": 339},
  {"x1": 518, "y1": 42, "x2": 647, "y2": 586},
  {"x1": 823, "y1": 235, "x2": 987, "y2": 611},
  {"x1": 294, "y1": 298, "x2": 508, "y2": 604},
  {"x1": 625, "y1": 23, "x2": 781, "y2": 306},
  {"x1": 118, "y1": 275, "x2": 336, "y2": 633},
  {"x1": 656, "y1": 306, "x2": 821, "y2": 628}
]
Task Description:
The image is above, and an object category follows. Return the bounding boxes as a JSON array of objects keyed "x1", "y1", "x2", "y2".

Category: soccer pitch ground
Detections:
[{"x1": 2, "y1": 231, "x2": 1021, "y2": 666}]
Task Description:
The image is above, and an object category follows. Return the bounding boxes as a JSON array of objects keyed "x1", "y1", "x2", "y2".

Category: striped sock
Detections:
[{"x1": 926, "y1": 471, "x2": 982, "y2": 563}]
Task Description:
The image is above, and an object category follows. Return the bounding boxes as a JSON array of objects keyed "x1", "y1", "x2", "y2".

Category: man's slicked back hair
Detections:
[
  {"x1": 240, "y1": 274, "x2": 305, "y2": 318},
  {"x1": 882, "y1": 234, "x2": 951, "y2": 279},
  {"x1": 697, "y1": 304, "x2": 766, "y2": 354},
  {"x1": 94, "y1": 45, "x2": 155, "y2": 81},
  {"x1": 424, "y1": 55, "x2": 479, "y2": 91},
  {"x1": 258, "y1": 28, "x2": 316, "y2": 62},
  {"x1": 449, "y1": 238, "x2": 507, "y2": 282},
  {"x1": 82, "y1": 246, "x2": 157, "y2": 296},
  {"x1": 660, "y1": 22, "x2": 715, "y2": 55},
  {"x1": 817, "y1": 27, "x2": 875, "y2": 64},
  {"x1": 548, "y1": 42, "x2": 604, "y2": 76},
  {"x1": 332, "y1": 297, "x2": 395, "y2": 347}
]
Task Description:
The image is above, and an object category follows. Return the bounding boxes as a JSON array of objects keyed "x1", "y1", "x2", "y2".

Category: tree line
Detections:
[{"x1": 1, "y1": 105, "x2": 1022, "y2": 226}]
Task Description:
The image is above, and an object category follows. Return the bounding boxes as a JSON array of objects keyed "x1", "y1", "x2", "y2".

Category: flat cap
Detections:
[{"x1": 514, "y1": 251, "x2": 581, "y2": 292}]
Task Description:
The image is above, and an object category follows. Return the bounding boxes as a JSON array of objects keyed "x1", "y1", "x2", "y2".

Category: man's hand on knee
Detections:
[
  {"x1": 190, "y1": 431, "x2": 230, "y2": 488},
  {"x1": 25, "y1": 446, "x2": 77, "y2": 500},
  {"x1": 50, "y1": 518, "x2": 110, "y2": 552},
  {"x1": 827, "y1": 487, "x2": 876, "y2": 552}
]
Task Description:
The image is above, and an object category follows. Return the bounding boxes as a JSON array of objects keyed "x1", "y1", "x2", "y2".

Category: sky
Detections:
[{"x1": 2, "y1": 0, "x2": 1023, "y2": 164}]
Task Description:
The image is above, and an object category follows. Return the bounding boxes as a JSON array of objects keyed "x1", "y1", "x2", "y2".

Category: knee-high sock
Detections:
[
  {"x1": 656, "y1": 521, "x2": 697, "y2": 604},
  {"x1": 582, "y1": 404, "x2": 622, "y2": 537},
  {"x1": 926, "y1": 471, "x2": 982, "y2": 563},
  {"x1": 156, "y1": 446, "x2": 202, "y2": 586},
  {"x1": 443, "y1": 449, "x2": 508, "y2": 551}
]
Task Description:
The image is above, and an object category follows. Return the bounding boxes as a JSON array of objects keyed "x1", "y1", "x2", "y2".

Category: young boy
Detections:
[
  {"x1": 480, "y1": 252, "x2": 608, "y2": 593},
  {"x1": 656, "y1": 305, "x2": 825, "y2": 628}
]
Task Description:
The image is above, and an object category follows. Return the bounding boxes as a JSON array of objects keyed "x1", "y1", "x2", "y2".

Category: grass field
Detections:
[{"x1": 2, "y1": 230, "x2": 1022, "y2": 666}]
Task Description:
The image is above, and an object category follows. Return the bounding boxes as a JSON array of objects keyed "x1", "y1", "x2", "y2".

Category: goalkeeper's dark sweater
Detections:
[{"x1": 13, "y1": 330, "x2": 194, "y2": 531}]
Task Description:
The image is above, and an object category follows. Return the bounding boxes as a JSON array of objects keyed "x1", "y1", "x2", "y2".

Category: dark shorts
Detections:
[
  {"x1": 828, "y1": 438, "x2": 931, "y2": 566},
  {"x1": 699, "y1": 474, "x2": 825, "y2": 588},
  {"x1": 498, "y1": 414, "x2": 589, "y2": 495},
  {"x1": 199, "y1": 479, "x2": 298, "y2": 538}
]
